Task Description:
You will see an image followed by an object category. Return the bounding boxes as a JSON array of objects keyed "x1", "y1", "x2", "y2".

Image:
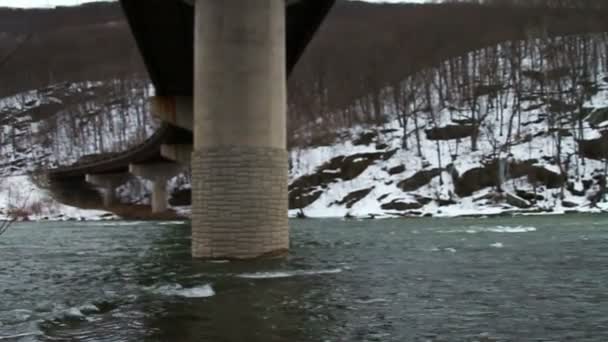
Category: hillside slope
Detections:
[{"x1": 289, "y1": 33, "x2": 608, "y2": 218}]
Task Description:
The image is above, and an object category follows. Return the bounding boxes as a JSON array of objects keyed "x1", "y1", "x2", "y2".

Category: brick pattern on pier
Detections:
[{"x1": 191, "y1": 146, "x2": 289, "y2": 259}]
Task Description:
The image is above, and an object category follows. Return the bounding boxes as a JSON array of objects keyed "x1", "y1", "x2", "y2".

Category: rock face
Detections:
[
  {"x1": 398, "y1": 168, "x2": 442, "y2": 192},
  {"x1": 454, "y1": 159, "x2": 565, "y2": 197},
  {"x1": 505, "y1": 192, "x2": 531, "y2": 209},
  {"x1": 289, "y1": 150, "x2": 396, "y2": 209},
  {"x1": 332, "y1": 187, "x2": 374, "y2": 209},
  {"x1": 425, "y1": 125, "x2": 478, "y2": 141},
  {"x1": 381, "y1": 199, "x2": 423, "y2": 211},
  {"x1": 388, "y1": 165, "x2": 406, "y2": 175},
  {"x1": 578, "y1": 131, "x2": 608, "y2": 160}
]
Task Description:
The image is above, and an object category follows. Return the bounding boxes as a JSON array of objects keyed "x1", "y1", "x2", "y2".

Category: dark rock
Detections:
[
  {"x1": 521, "y1": 116, "x2": 545, "y2": 126},
  {"x1": 437, "y1": 198, "x2": 457, "y2": 206},
  {"x1": 353, "y1": 131, "x2": 377, "y2": 146},
  {"x1": 455, "y1": 159, "x2": 564, "y2": 197},
  {"x1": 425, "y1": 124, "x2": 478, "y2": 141},
  {"x1": 289, "y1": 189, "x2": 323, "y2": 210},
  {"x1": 375, "y1": 143, "x2": 389, "y2": 150},
  {"x1": 398, "y1": 168, "x2": 442, "y2": 192},
  {"x1": 566, "y1": 182, "x2": 586, "y2": 197},
  {"x1": 169, "y1": 189, "x2": 191, "y2": 206},
  {"x1": 296, "y1": 209, "x2": 307, "y2": 219},
  {"x1": 548, "y1": 128, "x2": 572, "y2": 137},
  {"x1": 548, "y1": 99, "x2": 577, "y2": 113},
  {"x1": 381, "y1": 200, "x2": 423, "y2": 211},
  {"x1": 416, "y1": 196, "x2": 433, "y2": 205},
  {"x1": 561, "y1": 201, "x2": 578, "y2": 208},
  {"x1": 585, "y1": 108, "x2": 608, "y2": 128},
  {"x1": 332, "y1": 187, "x2": 374, "y2": 209},
  {"x1": 580, "y1": 131, "x2": 608, "y2": 160},
  {"x1": 582, "y1": 179, "x2": 594, "y2": 190},
  {"x1": 515, "y1": 190, "x2": 544, "y2": 201},
  {"x1": 289, "y1": 150, "x2": 396, "y2": 209},
  {"x1": 506, "y1": 192, "x2": 531, "y2": 209},
  {"x1": 388, "y1": 165, "x2": 406, "y2": 175},
  {"x1": 377, "y1": 194, "x2": 390, "y2": 202}
]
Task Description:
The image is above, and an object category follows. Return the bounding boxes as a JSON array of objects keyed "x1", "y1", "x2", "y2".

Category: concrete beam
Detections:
[
  {"x1": 151, "y1": 96, "x2": 193, "y2": 131},
  {"x1": 85, "y1": 173, "x2": 131, "y2": 207},
  {"x1": 129, "y1": 162, "x2": 183, "y2": 213},
  {"x1": 161, "y1": 144, "x2": 193, "y2": 165}
]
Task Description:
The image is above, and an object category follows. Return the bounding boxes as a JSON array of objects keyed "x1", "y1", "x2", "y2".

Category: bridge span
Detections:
[{"x1": 49, "y1": 0, "x2": 335, "y2": 259}]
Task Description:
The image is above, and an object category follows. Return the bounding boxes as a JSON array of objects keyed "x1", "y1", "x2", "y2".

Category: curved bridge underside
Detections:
[{"x1": 49, "y1": 0, "x2": 335, "y2": 184}]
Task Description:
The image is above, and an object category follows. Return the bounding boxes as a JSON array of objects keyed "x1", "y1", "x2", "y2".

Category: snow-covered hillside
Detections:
[
  {"x1": 0, "y1": 80, "x2": 158, "y2": 220},
  {"x1": 289, "y1": 33, "x2": 608, "y2": 218},
  {"x1": 4, "y1": 33, "x2": 608, "y2": 221}
]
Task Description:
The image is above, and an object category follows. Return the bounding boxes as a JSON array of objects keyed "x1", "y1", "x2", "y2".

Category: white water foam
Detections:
[
  {"x1": 237, "y1": 268, "x2": 343, "y2": 279},
  {"x1": 441, "y1": 225, "x2": 537, "y2": 234},
  {"x1": 157, "y1": 221, "x2": 187, "y2": 226},
  {"x1": 486, "y1": 226, "x2": 537, "y2": 233},
  {"x1": 490, "y1": 242, "x2": 504, "y2": 248},
  {"x1": 149, "y1": 284, "x2": 215, "y2": 298}
]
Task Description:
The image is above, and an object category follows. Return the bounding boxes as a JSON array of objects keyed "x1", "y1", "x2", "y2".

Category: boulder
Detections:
[
  {"x1": 506, "y1": 192, "x2": 531, "y2": 209},
  {"x1": 353, "y1": 131, "x2": 377, "y2": 146},
  {"x1": 332, "y1": 187, "x2": 374, "y2": 209},
  {"x1": 454, "y1": 159, "x2": 564, "y2": 197},
  {"x1": 388, "y1": 165, "x2": 406, "y2": 175},
  {"x1": 398, "y1": 168, "x2": 442, "y2": 192},
  {"x1": 381, "y1": 200, "x2": 423, "y2": 211},
  {"x1": 425, "y1": 124, "x2": 478, "y2": 141}
]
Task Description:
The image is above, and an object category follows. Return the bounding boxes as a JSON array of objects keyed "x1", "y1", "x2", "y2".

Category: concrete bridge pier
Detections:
[
  {"x1": 85, "y1": 173, "x2": 131, "y2": 207},
  {"x1": 192, "y1": 0, "x2": 288, "y2": 259},
  {"x1": 129, "y1": 163, "x2": 182, "y2": 213}
]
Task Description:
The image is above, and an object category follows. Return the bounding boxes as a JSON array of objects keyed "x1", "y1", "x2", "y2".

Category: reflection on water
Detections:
[{"x1": 1, "y1": 215, "x2": 608, "y2": 341}]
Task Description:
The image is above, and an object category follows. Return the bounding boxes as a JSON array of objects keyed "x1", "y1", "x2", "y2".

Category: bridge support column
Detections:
[
  {"x1": 129, "y1": 163, "x2": 182, "y2": 213},
  {"x1": 192, "y1": 0, "x2": 288, "y2": 259},
  {"x1": 85, "y1": 173, "x2": 131, "y2": 207}
]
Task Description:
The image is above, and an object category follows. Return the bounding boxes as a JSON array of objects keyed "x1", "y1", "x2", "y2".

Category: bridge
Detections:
[{"x1": 49, "y1": 0, "x2": 335, "y2": 259}]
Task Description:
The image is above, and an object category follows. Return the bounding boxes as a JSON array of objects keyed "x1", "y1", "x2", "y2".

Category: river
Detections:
[{"x1": 1, "y1": 215, "x2": 607, "y2": 341}]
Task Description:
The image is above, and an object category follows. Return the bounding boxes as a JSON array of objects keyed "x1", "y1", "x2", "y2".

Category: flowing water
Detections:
[{"x1": 1, "y1": 215, "x2": 607, "y2": 341}]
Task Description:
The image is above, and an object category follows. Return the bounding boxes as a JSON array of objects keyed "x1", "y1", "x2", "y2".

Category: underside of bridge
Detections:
[{"x1": 120, "y1": 0, "x2": 335, "y2": 259}]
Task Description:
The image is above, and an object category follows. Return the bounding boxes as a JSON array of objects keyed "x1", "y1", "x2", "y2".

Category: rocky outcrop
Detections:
[
  {"x1": 425, "y1": 125, "x2": 478, "y2": 141},
  {"x1": 454, "y1": 159, "x2": 565, "y2": 197},
  {"x1": 578, "y1": 131, "x2": 608, "y2": 160},
  {"x1": 289, "y1": 150, "x2": 396, "y2": 209},
  {"x1": 505, "y1": 192, "x2": 531, "y2": 209},
  {"x1": 381, "y1": 199, "x2": 423, "y2": 211},
  {"x1": 353, "y1": 131, "x2": 377, "y2": 146},
  {"x1": 398, "y1": 168, "x2": 442, "y2": 192},
  {"x1": 388, "y1": 165, "x2": 406, "y2": 175},
  {"x1": 332, "y1": 187, "x2": 374, "y2": 209}
]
